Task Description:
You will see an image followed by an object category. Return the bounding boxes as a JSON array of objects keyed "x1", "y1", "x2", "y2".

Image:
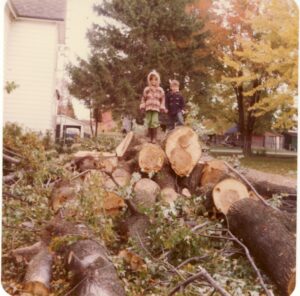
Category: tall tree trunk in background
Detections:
[
  {"x1": 243, "y1": 130, "x2": 252, "y2": 156},
  {"x1": 233, "y1": 70, "x2": 246, "y2": 153},
  {"x1": 243, "y1": 79, "x2": 261, "y2": 156},
  {"x1": 89, "y1": 107, "x2": 95, "y2": 137},
  {"x1": 94, "y1": 107, "x2": 100, "y2": 137},
  {"x1": 95, "y1": 118, "x2": 99, "y2": 137}
]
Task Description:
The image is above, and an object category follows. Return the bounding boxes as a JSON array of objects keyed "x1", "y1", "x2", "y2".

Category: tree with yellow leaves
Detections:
[{"x1": 221, "y1": 0, "x2": 298, "y2": 155}]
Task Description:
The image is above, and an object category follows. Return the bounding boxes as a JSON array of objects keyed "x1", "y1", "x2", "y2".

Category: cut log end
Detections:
[
  {"x1": 138, "y1": 143, "x2": 165, "y2": 173},
  {"x1": 23, "y1": 281, "x2": 49, "y2": 296},
  {"x1": 165, "y1": 126, "x2": 202, "y2": 177},
  {"x1": 133, "y1": 178, "x2": 160, "y2": 208},
  {"x1": 200, "y1": 159, "x2": 229, "y2": 187},
  {"x1": 103, "y1": 192, "x2": 126, "y2": 216},
  {"x1": 170, "y1": 147, "x2": 192, "y2": 176},
  {"x1": 213, "y1": 178, "x2": 249, "y2": 215},
  {"x1": 287, "y1": 271, "x2": 296, "y2": 296}
]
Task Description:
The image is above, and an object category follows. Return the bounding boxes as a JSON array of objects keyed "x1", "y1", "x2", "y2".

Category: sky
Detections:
[{"x1": 65, "y1": 0, "x2": 102, "y2": 120}]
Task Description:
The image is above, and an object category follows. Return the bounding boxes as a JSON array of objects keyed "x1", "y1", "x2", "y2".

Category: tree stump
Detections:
[
  {"x1": 165, "y1": 126, "x2": 202, "y2": 177},
  {"x1": 227, "y1": 199, "x2": 296, "y2": 295}
]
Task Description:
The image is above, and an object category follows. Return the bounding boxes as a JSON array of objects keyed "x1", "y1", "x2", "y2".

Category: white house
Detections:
[{"x1": 3, "y1": 0, "x2": 66, "y2": 133}]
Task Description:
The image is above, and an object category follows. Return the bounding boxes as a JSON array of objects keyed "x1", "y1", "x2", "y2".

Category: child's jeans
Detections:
[{"x1": 168, "y1": 111, "x2": 184, "y2": 130}]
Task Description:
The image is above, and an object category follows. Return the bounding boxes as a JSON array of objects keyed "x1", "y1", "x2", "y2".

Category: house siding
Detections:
[{"x1": 4, "y1": 18, "x2": 58, "y2": 132}]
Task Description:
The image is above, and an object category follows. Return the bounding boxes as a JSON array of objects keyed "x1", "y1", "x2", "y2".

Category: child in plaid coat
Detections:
[{"x1": 140, "y1": 70, "x2": 167, "y2": 143}]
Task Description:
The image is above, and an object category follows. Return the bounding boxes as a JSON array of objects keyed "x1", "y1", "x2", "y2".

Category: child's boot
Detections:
[
  {"x1": 147, "y1": 128, "x2": 152, "y2": 141},
  {"x1": 151, "y1": 128, "x2": 157, "y2": 144}
]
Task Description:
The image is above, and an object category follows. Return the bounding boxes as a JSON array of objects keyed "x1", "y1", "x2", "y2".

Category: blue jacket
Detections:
[{"x1": 166, "y1": 91, "x2": 185, "y2": 115}]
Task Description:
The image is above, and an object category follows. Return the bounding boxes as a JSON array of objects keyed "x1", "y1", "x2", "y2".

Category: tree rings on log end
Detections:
[
  {"x1": 112, "y1": 168, "x2": 131, "y2": 187},
  {"x1": 170, "y1": 147, "x2": 192, "y2": 176},
  {"x1": 138, "y1": 143, "x2": 165, "y2": 173},
  {"x1": 213, "y1": 178, "x2": 249, "y2": 214},
  {"x1": 165, "y1": 126, "x2": 201, "y2": 177},
  {"x1": 200, "y1": 160, "x2": 229, "y2": 187},
  {"x1": 23, "y1": 281, "x2": 50, "y2": 296},
  {"x1": 134, "y1": 178, "x2": 160, "y2": 208},
  {"x1": 103, "y1": 192, "x2": 126, "y2": 216}
]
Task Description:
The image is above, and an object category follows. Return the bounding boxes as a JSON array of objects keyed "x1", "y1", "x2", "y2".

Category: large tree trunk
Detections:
[
  {"x1": 234, "y1": 77, "x2": 245, "y2": 148},
  {"x1": 243, "y1": 130, "x2": 252, "y2": 156},
  {"x1": 65, "y1": 239, "x2": 125, "y2": 296},
  {"x1": 240, "y1": 167, "x2": 297, "y2": 197},
  {"x1": 227, "y1": 199, "x2": 296, "y2": 295}
]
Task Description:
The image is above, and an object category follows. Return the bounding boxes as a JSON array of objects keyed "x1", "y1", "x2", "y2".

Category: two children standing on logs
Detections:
[{"x1": 140, "y1": 70, "x2": 185, "y2": 143}]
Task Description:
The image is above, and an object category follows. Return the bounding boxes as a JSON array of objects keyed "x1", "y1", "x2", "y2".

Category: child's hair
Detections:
[
  {"x1": 149, "y1": 74, "x2": 158, "y2": 80},
  {"x1": 169, "y1": 79, "x2": 180, "y2": 87}
]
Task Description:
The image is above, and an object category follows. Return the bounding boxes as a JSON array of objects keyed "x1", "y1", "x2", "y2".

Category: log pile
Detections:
[{"x1": 10, "y1": 126, "x2": 297, "y2": 295}]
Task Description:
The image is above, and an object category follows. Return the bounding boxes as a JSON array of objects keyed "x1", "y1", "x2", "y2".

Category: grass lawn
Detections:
[{"x1": 240, "y1": 155, "x2": 297, "y2": 178}]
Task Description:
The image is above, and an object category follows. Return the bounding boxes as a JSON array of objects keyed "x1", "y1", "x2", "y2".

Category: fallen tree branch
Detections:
[
  {"x1": 224, "y1": 161, "x2": 277, "y2": 210},
  {"x1": 70, "y1": 169, "x2": 91, "y2": 181},
  {"x1": 11, "y1": 241, "x2": 45, "y2": 263},
  {"x1": 3, "y1": 147, "x2": 24, "y2": 159},
  {"x1": 3, "y1": 153, "x2": 21, "y2": 164},
  {"x1": 3, "y1": 222, "x2": 40, "y2": 233},
  {"x1": 3, "y1": 172, "x2": 18, "y2": 183},
  {"x1": 168, "y1": 265, "x2": 231, "y2": 296},
  {"x1": 176, "y1": 255, "x2": 209, "y2": 269}
]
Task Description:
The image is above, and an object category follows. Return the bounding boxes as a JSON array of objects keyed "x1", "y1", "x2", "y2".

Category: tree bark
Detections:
[
  {"x1": 23, "y1": 247, "x2": 53, "y2": 296},
  {"x1": 179, "y1": 163, "x2": 205, "y2": 194},
  {"x1": 227, "y1": 199, "x2": 296, "y2": 295},
  {"x1": 65, "y1": 239, "x2": 125, "y2": 296},
  {"x1": 243, "y1": 130, "x2": 252, "y2": 156},
  {"x1": 240, "y1": 167, "x2": 297, "y2": 197},
  {"x1": 233, "y1": 76, "x2": 244, "y2": 148}
]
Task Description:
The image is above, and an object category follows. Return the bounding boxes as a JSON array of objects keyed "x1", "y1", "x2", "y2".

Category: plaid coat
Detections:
[{"x1": 140, "y1": 86, "x2": 166, "y2": 112}]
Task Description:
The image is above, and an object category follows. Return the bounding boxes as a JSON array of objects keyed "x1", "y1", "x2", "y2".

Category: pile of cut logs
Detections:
[{"x1": 11, "y1": 127, "x2": 296, "y2": 296}]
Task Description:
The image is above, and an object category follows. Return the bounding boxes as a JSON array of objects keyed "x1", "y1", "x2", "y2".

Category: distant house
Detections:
[
  {"x1": 3, "y1": 0, "x2": 66, "y2": 133},
  {"x1": 56, "y1": 114, "x2": 91, "y2": 141},
  {"x1": 283, "y1": 130, "x2": 297, "y2": 151},
  {"x1": 252, "y1": 132, "x2": 284, "y2": 150}
]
